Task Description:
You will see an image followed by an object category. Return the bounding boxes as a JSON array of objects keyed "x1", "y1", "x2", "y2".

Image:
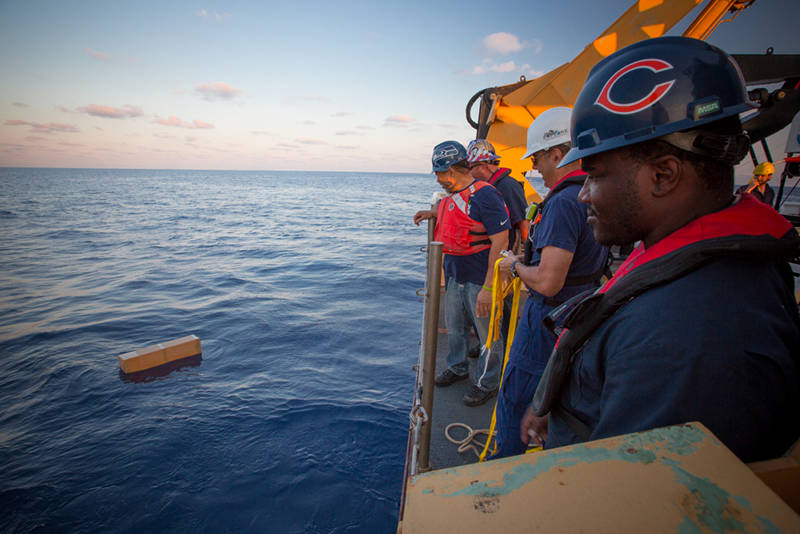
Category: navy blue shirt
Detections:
[
  {"x1": 548, "y1": 257, "x2": 800, "y2": 463},
  {"x1": 491, "y1": 172, "x2": 527, "y2": 248},
  {"x1": 443, "y1": 183, "x2": 510, "y2": 286},
  {"x1": 529, "y1": 181, "x2": 608, "y2": 303},
  {"x1": 736, "y1": 184, "x2": 775, "y2": 207}
]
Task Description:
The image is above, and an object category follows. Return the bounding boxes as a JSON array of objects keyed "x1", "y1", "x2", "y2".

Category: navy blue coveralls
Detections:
[
  {"x1": 491, "y1": 170, "x2": 607, "y2": 459},
  {"x1": 546, "y1": 195, "x2": 800, "y2": 463}
]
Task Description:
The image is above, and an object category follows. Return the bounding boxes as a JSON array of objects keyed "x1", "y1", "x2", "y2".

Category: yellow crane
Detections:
[{"x1": 468, "y1": 0, "x2": 756, "y2": 203}]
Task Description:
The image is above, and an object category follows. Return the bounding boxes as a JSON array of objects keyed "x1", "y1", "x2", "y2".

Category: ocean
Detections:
[{"x1": 0, "y1": 168, "x2": 432, "y2": 533}]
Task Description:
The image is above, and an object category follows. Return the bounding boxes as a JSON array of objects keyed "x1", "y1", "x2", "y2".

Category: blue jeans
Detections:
[{"x1": 444, "y1": 278, "x2": 502, "y2": 391}]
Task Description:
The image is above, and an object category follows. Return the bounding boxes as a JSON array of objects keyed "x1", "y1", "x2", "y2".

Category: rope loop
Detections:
[{"x1": 445, "y1": 422, "x2": 494, "y2": 458}]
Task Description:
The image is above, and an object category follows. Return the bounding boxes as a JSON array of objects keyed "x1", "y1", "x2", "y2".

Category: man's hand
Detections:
[
  {"x1": 475, "y1": 287, "x2": 492, "y2": 317},
  {"x1": 520, "y1": 407, "x2": 549, "y2": 447},
  {"x1": 413, "y1": 210, "x2": 435, "y2": 226},
  {"x1": 498, "y1": 253, "x2": 521, "y2": 276}
]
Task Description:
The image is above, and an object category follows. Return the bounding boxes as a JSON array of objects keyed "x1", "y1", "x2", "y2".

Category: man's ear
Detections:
[
  {"x1": 649, "y1": 154, "x2": 682, "y2": 198},
  {"x1": 551, "y1": 147, "x2": 565, "y2": 166}
]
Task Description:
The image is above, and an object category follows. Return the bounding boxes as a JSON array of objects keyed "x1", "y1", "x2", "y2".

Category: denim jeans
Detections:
[{"x1": 444, "y1": 277, "x2": 503, "y2": 391}]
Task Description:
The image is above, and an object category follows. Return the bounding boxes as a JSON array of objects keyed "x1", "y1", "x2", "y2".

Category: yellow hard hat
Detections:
[{"x1": 753, "y1": 161, "x2": 774, "y2": 176}]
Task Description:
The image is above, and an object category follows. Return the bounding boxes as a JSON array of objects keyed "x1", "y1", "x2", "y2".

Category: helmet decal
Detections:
[
  {"x1": 595, "y1": 58, "x2": 675, "y2": 115},
  {"x1": 434, "y1": 145, "x2": 460, "y2": 161}
]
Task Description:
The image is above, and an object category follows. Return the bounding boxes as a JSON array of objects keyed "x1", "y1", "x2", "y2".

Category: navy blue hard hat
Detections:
[
  {"x1": 431, "y1": 140, "x2": 467, "y2": 172},
  {"x1": 560, "y1": 36, "x2": 757, "y2": 167}
]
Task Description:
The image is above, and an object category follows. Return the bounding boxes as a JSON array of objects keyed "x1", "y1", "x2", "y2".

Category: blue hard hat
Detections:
[
  {"x1": 432, "y1": 140, "x2": 467, "y2": 172},
  {"x1": 560, "y1": 36, "x2": 757, "y2": 167}
]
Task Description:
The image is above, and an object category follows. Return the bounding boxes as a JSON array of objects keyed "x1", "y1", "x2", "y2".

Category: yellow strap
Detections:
[{"x1": 479, "y1": 258, "x2": 522, "y2": 461}]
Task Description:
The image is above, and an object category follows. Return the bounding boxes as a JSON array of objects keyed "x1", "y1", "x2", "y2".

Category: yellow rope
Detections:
[{"x1": 479, "y1": 258, "x2": 522, "y2": 461}]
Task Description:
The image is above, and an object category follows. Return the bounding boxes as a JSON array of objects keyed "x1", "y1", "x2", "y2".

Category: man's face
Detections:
[
  {"x1": 435, "y1": 169, "x2": 456, "y2": 192},
  {"x1": 469, "y1": 162, "x2": 491, "y2": 181},
  {"x1": 578, "y1": 149, "x2": 648, "y2": 246},
  {"x1": 756, "y1": 173, "x2": 773, "y2": 185},
  {"x1": 531, "y1": 149, "x2": 557, "y2": 187}
]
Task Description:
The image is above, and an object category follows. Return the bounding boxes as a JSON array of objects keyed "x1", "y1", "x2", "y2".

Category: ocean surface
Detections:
[{"x1": 0, "y1": 168, "x2": 434, "y2": 533}]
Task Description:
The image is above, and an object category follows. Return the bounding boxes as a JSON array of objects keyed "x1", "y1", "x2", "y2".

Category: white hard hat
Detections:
[{"x1": 521, "y1": 107, "x2": 572, "y2": 160}]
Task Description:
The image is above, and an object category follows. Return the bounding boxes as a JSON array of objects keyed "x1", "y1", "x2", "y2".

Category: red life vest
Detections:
[
  {"x1": 600, "y1": 193, "x2": 792, "y2": 293},
  {"x1": 435, "y1": 180, "x2": 493, "y2": 256},
  {"x1": 487, "y1": 167, "x2": 512, "y2": 186}
]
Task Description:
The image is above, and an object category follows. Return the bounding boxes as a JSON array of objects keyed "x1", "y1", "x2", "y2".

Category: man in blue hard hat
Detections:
[
  {"x1": 520, "y1": 36, "x2": 800, "y2": 463},
  {"x1": 413, "y1": 140, "x2": 510, "y2": 406}
]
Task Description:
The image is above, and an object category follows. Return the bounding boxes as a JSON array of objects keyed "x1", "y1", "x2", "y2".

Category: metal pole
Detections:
[
  {"x1": 761, "y1": 138, "x2": 774, "y2": 164},
  {"x1": 749, "y1": 145, "x2": 758, "y2": 167},
  {"x1": 775, "y1": 168, "x2": 788, "y2": 210},
  {"x1": 418, "y1": 240, "x2": 443, "y2": 472}
]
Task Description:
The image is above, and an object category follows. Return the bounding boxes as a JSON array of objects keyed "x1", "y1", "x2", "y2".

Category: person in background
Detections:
[
  {"x1": 489, "y1": 107, "x2": 608, "y2": 459},
  {"x1": 736, "y1": 161, "x2": 775, "y2": 206},
  {"x1": 466, "y1": 139, "x2": 529, "y2": 254},
  {"x1": 464, "y1": 139, "x2": 529, "y2": 353},
  {"x1": 521, "y1": 36, "x2": 800, "y2": 463},
  {"x1": 413, "y1": 141, "x2": 510, "y2": 406}
]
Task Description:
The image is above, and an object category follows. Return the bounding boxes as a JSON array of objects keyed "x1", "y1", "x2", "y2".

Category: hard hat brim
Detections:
[{"x1": 558, "y1": 101, "x2": 757, "y2": 169}]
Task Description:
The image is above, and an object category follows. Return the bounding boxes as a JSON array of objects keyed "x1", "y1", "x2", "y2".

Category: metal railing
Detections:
[{"x1": 409, "y1": 214, "x2": 443, "y2": 475}]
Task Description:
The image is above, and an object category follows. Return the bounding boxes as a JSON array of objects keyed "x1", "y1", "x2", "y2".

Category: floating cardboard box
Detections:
[{"x1": 118, "y1": 335, "x2": 202, "y2": 374}]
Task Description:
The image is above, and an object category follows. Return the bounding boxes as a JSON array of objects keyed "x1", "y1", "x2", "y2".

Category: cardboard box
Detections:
[{"x1": 118, "y1": 335, "x2": 202, "y2": 374}]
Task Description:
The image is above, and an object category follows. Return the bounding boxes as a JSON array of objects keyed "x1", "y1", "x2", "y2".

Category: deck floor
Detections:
[{"x1": 426, "y1": 289, "x2": 527, "y2": 471}]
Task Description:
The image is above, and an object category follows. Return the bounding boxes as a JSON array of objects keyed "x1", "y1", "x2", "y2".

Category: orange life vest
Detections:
[{"x1": 435, "y1": 180, "x2": 494, "y2": 256}]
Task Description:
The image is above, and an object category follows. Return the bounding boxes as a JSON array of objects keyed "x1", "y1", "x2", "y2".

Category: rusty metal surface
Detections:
[{"x1": 402, "y1": 422, "x2": 800, "y2": 533}]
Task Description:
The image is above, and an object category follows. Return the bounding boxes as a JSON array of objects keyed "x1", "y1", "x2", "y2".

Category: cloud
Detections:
[
  {"x1": 277, "y1": 142, "x2": 298, "y2": 148},
  {"x1": 195, "y1": 81, "x2": 242, "y2": 101},
  {"x1": 483, "y1": 32, "x2": 523, "y2": 55},
  {"x1": 302, "y1": 120, "x2": 316, "y2": 125},
  {"x1": 85, "y1": 47, "x2": 110, "y2": 61},
  {"x1": 331, "y1": 111, "x2": 355, "y2": 117},
  {"x1": 153, "y1": 115, "x2": 215, "y2": 129},
  {"x1": 334, "y1": 144, "x2": 358, "y2": 150},
  {"x1": 519, "y1": 64, "x2": 545, "y2": 79},
  {"x1": 295, "y1": 137, "x2": 327, "y2": 145},
  {"x1": 198, "y1": 9, "x2": 231, "y2": 20},
  {"x1": 56, "y1": 105, "x2": 70, "y2": 113},
  {"x1": 251, "y1": 130, "x2": 271, "y2": 136},
  {"x1": 385, "y1": 114, "x2": 416, "y2": 124},
  {"x1": 356, "y1": 125, "x2": 375, "y2": 130},
  {"x1": 335, "y1": 130, "x2": 360, "y2": 136},
  {"x1": 4, "y1": 119, "x2": 80, "y2": 133},
  {"x1": 78, "y1": 104, "x2": 143, "y2": 119},
  {"x1": 470, "y1": 59, "x2": 518, "y2": 75},
  {"x1": 12, "y1": 102, "x2": 28, "y2": 108}
]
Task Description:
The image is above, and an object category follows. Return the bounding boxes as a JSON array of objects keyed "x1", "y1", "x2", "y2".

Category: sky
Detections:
[{"x1": 0, "y1": 0, "x2": 798, "y2": 173}]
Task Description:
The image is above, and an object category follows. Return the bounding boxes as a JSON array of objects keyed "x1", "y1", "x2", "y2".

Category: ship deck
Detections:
[{"x1": 425, "y1": 289, "x2": 527, "y2": 471}]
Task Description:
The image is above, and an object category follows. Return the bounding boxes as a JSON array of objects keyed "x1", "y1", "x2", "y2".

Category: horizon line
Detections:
[{"x1": 0, "y1": 165, "x2": 430, "y2": 175}]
